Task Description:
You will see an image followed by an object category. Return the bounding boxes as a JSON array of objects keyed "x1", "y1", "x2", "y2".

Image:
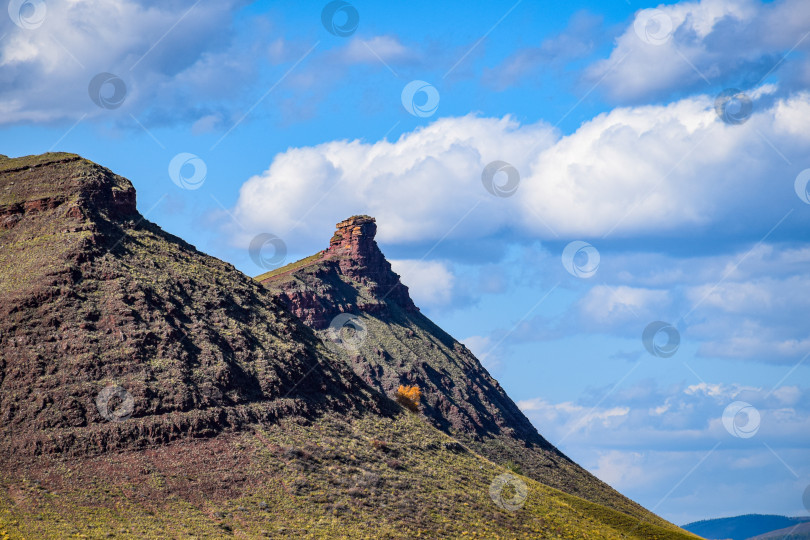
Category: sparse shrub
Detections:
[
  {"x1": 395, "y1": 385, "x2": 421, "y2": 412},
  {"x1": 370, "y1": 439, "x2": 388, "y2": 452},
  {"x1": 504, "y1": 460, "x2": 522, "y2": 474}
]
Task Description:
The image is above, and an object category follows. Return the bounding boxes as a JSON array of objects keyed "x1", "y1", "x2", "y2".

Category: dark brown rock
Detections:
[{"x1": 0, "y1": 153, "x2": 393, "y2": 459}]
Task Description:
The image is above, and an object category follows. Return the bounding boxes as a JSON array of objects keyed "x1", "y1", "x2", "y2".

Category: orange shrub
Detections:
[{"x1": 395, "y1": 385, "x2": 421, "y2": 412}]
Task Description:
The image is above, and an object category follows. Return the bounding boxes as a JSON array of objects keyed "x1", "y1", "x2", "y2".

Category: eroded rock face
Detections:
[
  {"x1": 327, "y1": 215, "x2": 377, "y2": 257},
  {"x1": 0, "y1": 154, "x2": 391, "y2": 458},
  {"x1": 260, "y1": 215, "x2": 417, "y2": 330}
]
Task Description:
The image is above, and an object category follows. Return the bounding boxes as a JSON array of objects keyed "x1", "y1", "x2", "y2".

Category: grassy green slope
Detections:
[{"x1": 0, "y1": 410, "x2": 700, "y2": 540}]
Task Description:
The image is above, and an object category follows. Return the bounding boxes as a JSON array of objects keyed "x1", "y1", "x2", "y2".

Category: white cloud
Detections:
[
  {"x1": 579, "y1": 285, "x2": 670, "y2": 329},
  {"x1": 389, "y1": 259, "x2": 455, "y2": 307},
  {"x1": 229, "y1": 90, "x2": 810, "y2": 253},
  {"x1": 0, "y1": 0, "x2": 249, "y2": 124},
  {"x1": 591, "y1": 450, "x2": 655, "y2": 491},
  {"x1": 340, "y1": 36, "x2": 415, "y2": 64},
  {"x1": 588, "y1": 0, "x2": 810, "y2": 102}
]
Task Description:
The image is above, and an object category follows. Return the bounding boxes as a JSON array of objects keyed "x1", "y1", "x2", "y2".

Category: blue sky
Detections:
[{"x1": 2, "y1": 0, "x2": 810, "y2": 525}]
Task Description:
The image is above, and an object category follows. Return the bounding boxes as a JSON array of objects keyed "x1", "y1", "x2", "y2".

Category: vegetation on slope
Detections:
[{"x1": 0, "y1": 410, "x2": 700, "y2": 539}]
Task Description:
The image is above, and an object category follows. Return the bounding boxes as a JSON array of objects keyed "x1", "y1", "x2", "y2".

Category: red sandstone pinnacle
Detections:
[{"x1": 327, "y1": 215, "x2": 377, "y2": 257}]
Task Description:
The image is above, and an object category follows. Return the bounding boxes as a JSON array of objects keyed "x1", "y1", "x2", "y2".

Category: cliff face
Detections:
[
  {"x1": 0, "y1": 154, "x2": 390, "y2": 458},
  {"x1": 258, "y1": 215, "x2": 417, "y2": 330},
  {"x1": 258, "y1": 216, "x2": 663, "y2": 522}
]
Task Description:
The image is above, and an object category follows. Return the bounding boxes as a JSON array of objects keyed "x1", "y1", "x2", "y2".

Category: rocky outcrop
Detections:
[
  {"x1": 259, "y1": 215, "x2": 416, "y2": 330},
  {"x1": 0, "y1": 154, "x2": 392, "y2": 458}
]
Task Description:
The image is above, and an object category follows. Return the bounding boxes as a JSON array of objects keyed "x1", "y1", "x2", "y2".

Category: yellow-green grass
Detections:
[
  {"x1": 254, "y1": 252, "x2": 326, "y2": 283},
  {"x1": 0, "y1": 411, "x2": 701, "y2": 539}
]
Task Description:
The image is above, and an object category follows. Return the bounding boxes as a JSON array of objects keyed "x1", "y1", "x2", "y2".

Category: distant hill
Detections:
[{"x1": 683, "y1": 514, "x2": 810, "y2": 540}]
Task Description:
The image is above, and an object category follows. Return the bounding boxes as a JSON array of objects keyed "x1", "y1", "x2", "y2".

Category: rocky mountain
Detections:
[
  {"x1": 0, "y1": 153, "x2": 698, "y2": 539},
  {"x1": 0, "y1": 153, "x2": 389, "y2": 458},
  {"x1": 257, "y1": 215, "x2": 665, "y2": 524}
]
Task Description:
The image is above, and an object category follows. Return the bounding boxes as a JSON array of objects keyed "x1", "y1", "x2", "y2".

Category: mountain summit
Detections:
[
  {"x1": 0, "y1": 153, "x2": 388, "y2": 457},
  {"x1": 258, "y1": 215, "x2": 663, "y2": 523}
]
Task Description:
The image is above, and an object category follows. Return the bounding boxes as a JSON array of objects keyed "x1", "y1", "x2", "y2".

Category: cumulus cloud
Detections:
[
  {"x1": 587, "y1": 0, "x2": 810, "y2": 103},
  {"x1": 229, "y1": 89, "x2": 810, "y2": 255},
  {"x1": 389, "y1": 259, "x2": 455, "y2": 307},
  {"x1": 228, "y1": 114, "x2": 556, "y2": 251},
  {"x1": 0, "y1": 0, "x2": 253, "y2": 125}
]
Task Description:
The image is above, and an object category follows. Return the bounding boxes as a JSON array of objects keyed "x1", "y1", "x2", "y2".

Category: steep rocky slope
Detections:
[
  {"x1": 258, "y1": 215, "x2": 665, "y2": 524},
  {"x1": 0, "y1": 153, "x2": 698, "y2": 539},
  {"x1": 0, "y1": 153, "x2": 390, "y2": 457}
]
